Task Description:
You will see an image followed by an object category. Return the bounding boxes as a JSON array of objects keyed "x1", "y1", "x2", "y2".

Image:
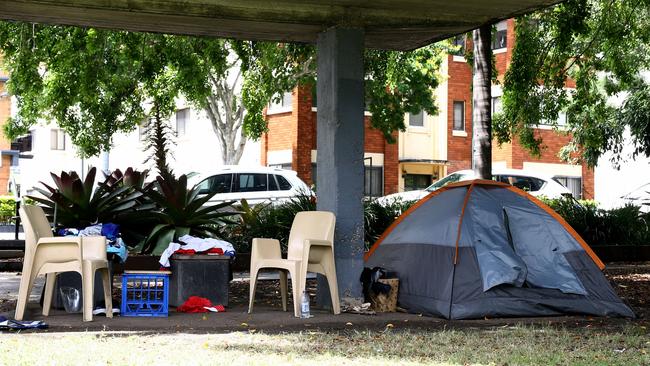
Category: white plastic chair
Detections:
[
  {"x1": 248, "y1": 211, "x2": 340, "y2": 317},
  {"x1": 15, "y1": 205, "x2": 112, "y2": 322}
]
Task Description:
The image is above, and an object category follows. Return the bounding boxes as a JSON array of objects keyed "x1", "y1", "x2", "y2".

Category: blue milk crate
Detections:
[{"x1": 121, "y1": 271, "x2": 171, "y2": 317}]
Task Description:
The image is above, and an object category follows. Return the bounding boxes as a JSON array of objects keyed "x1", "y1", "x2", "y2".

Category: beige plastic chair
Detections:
[
  {"x1": 15, "y1": 205, "x2": 112, "y2": 322},
  {"x1": 248, "y1": 211, "x2": 340, "y2": 317}
]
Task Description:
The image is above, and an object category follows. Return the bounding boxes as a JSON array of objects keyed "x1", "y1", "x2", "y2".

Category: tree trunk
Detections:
[
  {"x1": 203, "y1": 71, "x2": 247, "y2": 165},
  {"x1": 472, "y1": 24, "x2": 493, "y2": 180}
]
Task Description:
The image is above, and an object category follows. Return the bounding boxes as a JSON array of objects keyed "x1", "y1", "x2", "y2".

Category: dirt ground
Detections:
[
  {"x1": 1, "y1": 263, "x2": 648, "y2": 330},
  {"x1": 603, "y1": 263, "x2": 650, "y2": 320}
]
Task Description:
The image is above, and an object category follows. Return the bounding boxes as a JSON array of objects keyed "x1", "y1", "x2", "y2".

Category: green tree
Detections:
[
  {"x1": 496, "y1": 0, "x2": 650, "y2": 167},
  {"x1": 0, "y1": 24, "x2": 154, "y2": 157},
  {"x1": 239, "y1": 42, "x2": 446, "y2": 142},
  {"x1": 0, "y1": 22, "x2": 446, "y2": 161}
]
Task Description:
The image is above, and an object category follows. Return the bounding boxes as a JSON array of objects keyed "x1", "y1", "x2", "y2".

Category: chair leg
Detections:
[
  {"x1": 100, "y1": 268, "x2": 113, "y2": 318},
  {"x1": 82, "y1": 267, "x2": 94, "y2": 322},
  {"x1": 42, "y1": 273, "x2": 57, "y2": 316},
  {"x1": 248, "y1": 266, "x2": 260, "y2": 314},
  {"x1": 322, "y1": 252, "x2": 341, "y2": 315},
  {"x1": 14, "y1": 269, "x2": 34, "y2": 321},
  {"x1": 288, "y1": 267, "x2": 301, "y2": 318},
  {"x1": 279, "y1": 270, "x2": 288, "y2": 312}
]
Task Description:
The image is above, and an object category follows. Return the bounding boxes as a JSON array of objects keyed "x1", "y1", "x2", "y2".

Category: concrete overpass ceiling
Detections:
[{"x1": 1, "y1": 0, "x2": 561, "y2": 50}]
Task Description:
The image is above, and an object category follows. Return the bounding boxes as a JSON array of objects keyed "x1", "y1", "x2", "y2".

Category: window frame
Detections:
[
  {"x1": 453, "y1": 101, "x2": 466, "y2": 132},
  {"x1": 408, "y1": 110, "x2": 425, "y2": 128},
  {"x1": 50, "y1": 129, "x2": 66, "y2": 151},
  {"x1": 491, "y1": 21, "x2": 508, "y2": 50},
  {"x1": 176, "y1": 108, "x2": 189, "y2": 136},
  {"x1": 267, "y1": 91, "x2": 293, "y2": 114},
  {"x1": 364, "y1": 165, "x2": 384, "y2": 198}
]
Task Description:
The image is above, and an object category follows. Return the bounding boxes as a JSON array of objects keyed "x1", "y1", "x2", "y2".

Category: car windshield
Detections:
[{"x1": 425, "y1": 173, "x2": 465, "y2": 192}]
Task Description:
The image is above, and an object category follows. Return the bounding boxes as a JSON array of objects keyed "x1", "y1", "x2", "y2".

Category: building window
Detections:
[
  {"x1": 176, "y1": 108, "x2": 189, "y2": 136},
  {"x1": 268, "y1": 91, "x2": 293, "y2": 112},
  {"x1": 554, "y1": 176, "x2": 582, "y2": 199},
  {"x1": 453, "y1": 101, "x2": 465, "y2": 131},
  {"x1": 365, "y1": 166, "x2": 383, "y2": 198},
  {"x1": 404, "y1": 174, "x2": 432, "y2": 191},
  {"x1": 492, "y1": 96, "x2": 502, "y2": 114},
  {"x1": 539, "y1": 111, "x2": 568, "y2": 126},
  {"x1": 409, "y1": 111, "x2": 424, "y2": 127},
  {"x1": 451, "y1": 34, "x2": 466, "y2": 56},
  {"x1": 50, "y1": 129, "x2": 65, "y2": 150},
  {"x1": 11, "y1": 132, "x2": 33, "y2": 152},
  {"x1": 492, "y1": 21, "x2": 508, "y2": 50},
  {"x1": 269, "y1": 163, "x2": 292, "y2": 170}
]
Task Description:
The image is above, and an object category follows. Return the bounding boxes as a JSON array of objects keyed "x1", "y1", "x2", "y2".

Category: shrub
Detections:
[
  {"x1": 224, "y1": 195, "x2": 317, "y2": 253},
  {"x1": 28, "y1": 167, "x2": 148, "y2": 229},
  {"x1": 223, "y1": 195, "x2": 417, "y2": 253},
  {"x1": 139, "y1": 174, "x2": 239, "y2": 255},
  {"x1": 364, "y1": 198, "x2": 416, "y2": 250},
  {"x1": 0, "y1": 196, "x2": 16, "y2": 224},
  {"x1": 541, "y1": 196, "x2": 650, "y2": 246}
]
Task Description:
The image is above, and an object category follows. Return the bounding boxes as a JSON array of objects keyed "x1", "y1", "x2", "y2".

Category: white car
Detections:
[
  {"x1": 378, "y1": 168, "x2": 573, "y2": 205},
  {"x1": 189, "y1": 166, "x2": 313, "y2": 205},
  {"x1": 621, "y1": 182, "x2": 650, "y2": 213}
]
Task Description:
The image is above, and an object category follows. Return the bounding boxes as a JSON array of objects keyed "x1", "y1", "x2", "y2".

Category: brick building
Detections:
[
  {"x1": 261, "y1": 85, "x2": 399, "y2": 197},
  {"x1": 261, "y1": 19, "x2": 594, "y2": 199}
]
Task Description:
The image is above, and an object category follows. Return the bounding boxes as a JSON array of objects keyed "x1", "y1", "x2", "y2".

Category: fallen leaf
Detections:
[
  {"x1": 346, "y1": 322, "x2": 353, "y2": 326},
  {"x1": 240, "y1": 322, "x2": 248, "y2": 327},
  {"x1": 386, "y1": 323, "x2": 394, "y2": 328}
]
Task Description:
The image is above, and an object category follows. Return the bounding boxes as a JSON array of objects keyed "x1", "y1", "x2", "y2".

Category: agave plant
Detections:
[
  {"x1": 28, "y1": 167, "x2": 149, "y2": 229},
  {"x1": 140, "y1": 174, "x2": 239, "y2": 255}
]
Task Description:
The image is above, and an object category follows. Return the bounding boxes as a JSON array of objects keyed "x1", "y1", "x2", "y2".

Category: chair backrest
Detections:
[
  {"x1": 287, "y1": 211, "x2": 335, "y2": 261},
  {"x1": 19, "y1": 205, "x2": 54, "y2": 254}
]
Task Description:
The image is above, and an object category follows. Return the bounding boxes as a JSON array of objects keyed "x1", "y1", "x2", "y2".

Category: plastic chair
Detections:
[
  {"x1": 15, "y1": 205, "x2": 112, "y2": 322},
  {"x1": 248, "y1": 211, "x2": 340, "y2": 317}
]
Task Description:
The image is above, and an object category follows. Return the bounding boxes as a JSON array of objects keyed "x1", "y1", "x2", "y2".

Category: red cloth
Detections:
[
  {"x1": 177, "y1": 296, "x2": 226, "y2": 313},
  {"x1": 174, "y1": 249, "x2": 196, "y2": 255},
  {"x1": 177, "y1": 296, "x2": 212, "y2": 313},
  {"x1": 205, "y1": 248, "x2": 224, "y2": 255}
]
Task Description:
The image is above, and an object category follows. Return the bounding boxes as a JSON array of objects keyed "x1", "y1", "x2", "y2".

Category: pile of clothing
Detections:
[
  {"x1": 58, "y1": 222, "x2": 128, "y2": 263},
  {"x1": 159, "y1": 234, "x2": 235, "y2": 268},
  {"x1": 176, "y1": 296, "x2": 225, "y2": 313}
]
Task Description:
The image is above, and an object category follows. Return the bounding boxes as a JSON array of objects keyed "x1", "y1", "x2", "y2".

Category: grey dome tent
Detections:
[{"x1": 365, "y1": 180, "x2": 634, "y2": 319}]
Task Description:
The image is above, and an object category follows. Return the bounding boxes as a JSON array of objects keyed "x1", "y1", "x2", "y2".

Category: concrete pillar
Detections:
[{"x1": 316, "y1": 27, "x2": 365, "y2": 305}]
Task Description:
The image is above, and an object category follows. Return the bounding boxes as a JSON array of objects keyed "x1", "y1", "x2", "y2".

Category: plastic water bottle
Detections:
[{"x1": 300, "y1": 291, "x2": 310, "y2": 318}]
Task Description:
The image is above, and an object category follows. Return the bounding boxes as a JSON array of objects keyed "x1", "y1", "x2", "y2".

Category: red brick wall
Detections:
[
  {"x1": 582, "y1": 165, "x2": 594, "y2": 200},
  {"x1": 383, "y1": 133, "x2": 399, "y2": 195},
  {"x1": 447, "y1": 54, "x2": 473, "y2": 173},
  {"x1": 262, "y1": 85, "x2": 399, "y2": 195},
  {"x1": 446, "y1": 19, "x2": 592, "y2": 198},
  {"x1": 293, "y1": 85, "x2": 314, "y2": 184}
]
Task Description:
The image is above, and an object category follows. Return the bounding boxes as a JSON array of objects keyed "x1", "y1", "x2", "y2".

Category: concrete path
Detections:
[{"x1": 0, "y1": 272, "x2": 43, "y2": 301}]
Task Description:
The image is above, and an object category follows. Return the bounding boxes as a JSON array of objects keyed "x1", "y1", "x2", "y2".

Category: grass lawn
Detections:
[{"x1": 0, "y1": 324, "x2": 648, "y2": 365}]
